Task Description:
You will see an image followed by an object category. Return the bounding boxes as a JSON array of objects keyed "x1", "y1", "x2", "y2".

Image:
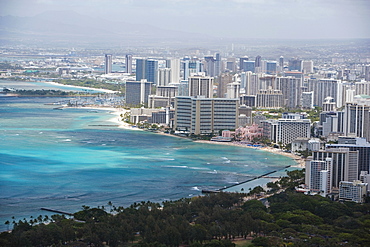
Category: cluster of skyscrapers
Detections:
[{"x1": 103, "y1": 52, "x2": 370, "y2": 202}]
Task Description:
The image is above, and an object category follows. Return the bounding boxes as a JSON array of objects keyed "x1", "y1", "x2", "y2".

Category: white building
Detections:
[
  {"x1": 166, "y1": 58, "x2": 180, "y2": 84},
  {"x1": 226, "y1": 82, "x2": 240, "y2": 99},
  {"x1": 188, "y1": 75, "x2": 214, "y2": 98},
  {"x1": 306, "y1": 158, "x2": 332, "y2": 196},
  {"x1": 158, "y1": 68, "x2": 172, "y2": 86},
  {"x1": 312, "y1": 148, "x2": 359, "y2": 188},
  {"x1": 339, "y1": 180, "x2": 368, "y2": 203},
  {"x1": 307, "y1": 79, "x2": 342, "y2": 108},
  {"x1": 262, "y1": 118, "x2": 311, "y2": 145},
  {"x1": 343, "y1": 99, "x2": 370, "y2": 142},
  {"x1": 302, "y1": 60, "x2": 314, "y2": 74}
]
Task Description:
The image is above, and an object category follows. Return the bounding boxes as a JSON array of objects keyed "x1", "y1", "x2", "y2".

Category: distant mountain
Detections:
[{"x1": 0, "y1": 10, "x2": 212, "y2": 47}]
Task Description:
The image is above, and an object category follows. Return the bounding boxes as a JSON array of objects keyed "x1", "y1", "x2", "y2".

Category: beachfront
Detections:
[{"x1": 104, "y1": 107, "x2": 305, "y2": 168}]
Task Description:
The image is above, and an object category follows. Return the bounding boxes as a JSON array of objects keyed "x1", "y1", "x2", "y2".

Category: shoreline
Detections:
[
  {"x1": 38, "y1": 80, "x2": 120, "y2": 94},
  {"x1": 81, "y1": 106, "x2": 304, "y2": 192},
  {"x1": 98, "y1": 106, "x2": 305, "y2": 168}
]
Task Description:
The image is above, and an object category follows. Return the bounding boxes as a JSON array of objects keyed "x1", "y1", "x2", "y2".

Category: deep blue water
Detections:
[{"x1": 0, "y1": 96, "x2": 295, "y2": 231}]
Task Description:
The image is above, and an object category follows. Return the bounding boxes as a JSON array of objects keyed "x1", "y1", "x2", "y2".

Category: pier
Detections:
[
  {"x1": 202, "y1": 165, "x2": 293, "y2": 194},
  {"x1": 41, "y1": 208, "x2": 73, "y2": 216}
]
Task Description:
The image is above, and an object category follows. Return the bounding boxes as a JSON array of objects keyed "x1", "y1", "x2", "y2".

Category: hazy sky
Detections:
[{"x1": 1, "y1": 0, "x2": 370, "y2": 39}]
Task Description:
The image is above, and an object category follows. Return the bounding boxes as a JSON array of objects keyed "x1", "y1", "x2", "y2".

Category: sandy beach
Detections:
[
  {"x1": 81, "y1": 106, "x2": 305, "y2": 168},
  {"x1": 43, "y1": 81, "x2": 120, "y2": 94}
]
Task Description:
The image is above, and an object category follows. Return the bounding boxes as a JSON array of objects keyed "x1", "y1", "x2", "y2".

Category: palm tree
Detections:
[{"x1": 4, "y1": 220, "x2": 10, "y2": 231}]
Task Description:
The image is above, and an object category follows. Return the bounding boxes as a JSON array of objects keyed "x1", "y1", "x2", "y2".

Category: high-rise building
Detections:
[
  {"x1": 148, "y1": 86, "x2": 178, "y2": 108},
  {"x1": 306, "y1": 158, "x2": 332, "y2": 196},
  {"x1": 158, "y1": 68, "x2": 171, "y2": 86},
  {"x1": 242, "y1": 61, "x2": 255, "y2": 73},
  {"x1": 354, "y1": 81, "x2": 370, "y2": 96},
  {"x1": 302, "y1": 60, "x2": 314, "y2": 74},
  {"x1": 240, "y1": 71, "x2": 252, "y2": 94},
  {"x1": 125, "y1": 79, "x2": 152, "y2": 106},
  {"x1": 135, "y1": 58, "x2": 146, "y2": 81},
  {"x1": 343, "y1": 101, "x2": 370, "y2": 141},
  {"x1": 319, "y1": 111, "x2": 345, "y2": 137},
  {"x1": 279, "y1": 56, "x2": 284, "y2": 70},
  {"x1": 215, "y1": 53, "x2": 221, "y2": 76},
  {"x1": 276, "y1": 77, "x2": 302, "y2": 108},
  {"x1": 288, "y1": 58, "x2": 302, "y2": 71},
  {"x1": 327, "y1": 137, "x2": 370, "y2": 176},
  {"x1": 166, "y1": 59, "x2": 180, "y2": 84},
  {"x1": 266, "y1": 61, "x2": 277, "y2": 74},
  {"x1": 301, "y1": 91, "x2": 314, "y2": 109},
  {"x1": 188, "y1": 75, "x2": 214, "y2": 98},
  {"x1": 104, "y1": 54, "x2": 112, "y2": 74},
  {"x1": 307, "y1": 79, "x2": 342, "y2": 107},
  {"x1": 226, "y1": 58, "x2": 237, "y2": 72},
  {"x1": 311, "y1": 148, "x2": 359, "y2": 188},
  {"x1": 259, "y1": 76, "x2": 276, "y2": 90},
  {"x1": 146, "y1": 59, "x2": 158, "y2": 84},
  {"x1": 365, "y1": 65, "x2": 370, "y2": 81},
  {"x1": 256, "y1": 87, "x2": 283, "y2": 109},
  {"x1": 204, "y1": 56, "x2": 216, "y2": 77},
  {"x1": 255, "y1": 55, "x2": 262, "y2": 68},
  {"x1": 239, "y1": 56, "x2": 249, "y2": 71},
  {"x1": 262, "y1": 118, "x2": 311, "y2": 145},
  {"x1": 125, "y1": 54, "x2": 133, "y2": 74},
  {"x1": 217, "y1": 73, "x2": 233, "y2": 98},
  {"x1": 135, "y1": 59, "x2": 158, "y2": 84},
  {"x1": 174, "y1": 96, "x2": 238, "y2": 135},
  {"x1": 183, "y1": 59, "x2": 203, "y2": 80},
  {"x1": 226, "y1": 82, "x2": 240, "y2": 99}
]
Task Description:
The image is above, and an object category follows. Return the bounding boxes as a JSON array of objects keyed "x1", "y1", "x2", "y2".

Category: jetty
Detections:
[
  {"x1": 202, "y1": 165, "x2": 292, "y2": 194},
  {"x1": 41, "y1": 208, "x2": 73, "y2": 216}
]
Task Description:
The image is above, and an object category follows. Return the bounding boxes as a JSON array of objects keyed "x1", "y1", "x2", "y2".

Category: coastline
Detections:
[
  {"x1": 83, "y1": 106, "x2": 304, "y2": 193},
  {"x1": 42, "y1": 81, "x2": 120, "y2": 94},
  {"x1": 100, "y1": 106, "x2": 305, "y2": 168}
]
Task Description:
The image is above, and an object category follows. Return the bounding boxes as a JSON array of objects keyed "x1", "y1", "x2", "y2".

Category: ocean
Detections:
[{"x1": 0, "y1": 82, "x2": 296, "y2": 232}]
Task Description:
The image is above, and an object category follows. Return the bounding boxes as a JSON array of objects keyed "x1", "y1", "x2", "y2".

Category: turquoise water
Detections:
[{"x1": 0, "y1": 96, "x2": 296, "y2": 231}]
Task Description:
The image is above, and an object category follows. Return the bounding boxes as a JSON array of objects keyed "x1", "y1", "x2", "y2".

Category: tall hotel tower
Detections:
[
  {"x1": 104, "y1": 54, "x2": 112, "y2": 74},
  {"x1": 125, "y1": 54, "x2": 133, "y2": 74},
  {"x1": 188, "y1": 75, "x2": 214, "y2": 98}
]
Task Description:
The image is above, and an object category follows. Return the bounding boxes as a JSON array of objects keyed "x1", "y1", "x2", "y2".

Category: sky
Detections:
[{"x1": 1, "y1": 0, "x2": 370, "y2": 39}]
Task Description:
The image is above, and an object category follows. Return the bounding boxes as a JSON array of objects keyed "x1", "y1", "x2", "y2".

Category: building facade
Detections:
[
  {"x1": 125, "y1": 79, "x2": 152, "y2": 106},
  {"x1": 188, "y1": 75, "x2": 214, "y2": 98},
  {"x1": 174, "y1": 96, "x2": 238, "y2": 135},
  {"x1": 104, "y1": 54, "x2": 112, "y2": 74}
]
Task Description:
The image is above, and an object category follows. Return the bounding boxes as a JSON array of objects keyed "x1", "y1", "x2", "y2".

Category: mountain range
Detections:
[{"x1": 0, "y1": 10, "x2": 212, "y2": 47}]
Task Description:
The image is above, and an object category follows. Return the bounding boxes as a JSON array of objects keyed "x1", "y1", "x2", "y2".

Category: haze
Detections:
[{"x1": 1, "y1": 0, "x2": 370, "y2": 40}]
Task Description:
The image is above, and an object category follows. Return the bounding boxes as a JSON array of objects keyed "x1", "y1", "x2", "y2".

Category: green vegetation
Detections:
[
  {"x1": 55, "y1": 79, "x2": 125, "y2": 94},
  {"x1": 1, "y1": 170, "x2": 369, "y2": 247},
  {"x1": 1, "y1": 89, "x2": 84, "y2": 96},
  {"x1": 253, "y1": 107, "x2": 321, "y2": 122}
]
